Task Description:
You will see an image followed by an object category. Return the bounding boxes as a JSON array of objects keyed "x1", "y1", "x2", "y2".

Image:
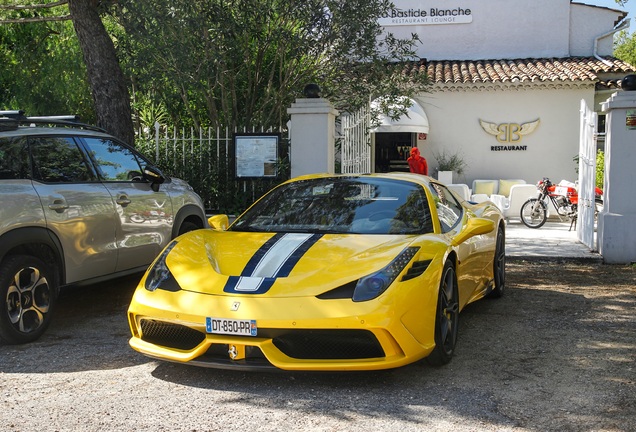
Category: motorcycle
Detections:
[{"x1": 520, "y1": 177, "x2": 603, "y2": 229}]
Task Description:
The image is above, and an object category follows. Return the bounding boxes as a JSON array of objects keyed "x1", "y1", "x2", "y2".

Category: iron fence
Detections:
[{"x1": 136, "y1": 123, "x2": 290, "y2": 214}]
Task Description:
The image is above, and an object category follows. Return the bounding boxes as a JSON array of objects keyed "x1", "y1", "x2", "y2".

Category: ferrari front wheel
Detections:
[{"x1": 427, "y1": 261, "x2": 459, "y2": 366}]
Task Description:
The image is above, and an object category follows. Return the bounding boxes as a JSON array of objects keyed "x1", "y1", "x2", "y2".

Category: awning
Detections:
[{"x1": 370, "y1": 97, "x2": 429, "y2": 134}]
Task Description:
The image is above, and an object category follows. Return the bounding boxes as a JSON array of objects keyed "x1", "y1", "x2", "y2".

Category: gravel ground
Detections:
[{"x1": 1, "y1": 261, "x2": 635, "y2": 432}]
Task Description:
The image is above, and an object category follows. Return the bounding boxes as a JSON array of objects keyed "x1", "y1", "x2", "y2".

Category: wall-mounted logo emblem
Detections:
[{"x1": 479, "y1": 119, "x2": 540, "y2": 143}]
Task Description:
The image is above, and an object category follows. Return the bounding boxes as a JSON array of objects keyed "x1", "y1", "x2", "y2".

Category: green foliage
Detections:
[
  {"x1": 114, "y1": 0, "x2": 428, "y2": 129},
  {"x1": 596, "y1": 150, "x2": 605, "y2": 189},
  {"x1": 433, "y1": 149, "x2": 468, "y2": 176},
  {"x1": 0, "y1": 16, "x2": 94, "y2": 120},
  {"x1": 131, "y1": 93, "x2": 171, "y2": 134},
  {"x1": 614, "y1": 30, "x2": 636, "y2": 67}
]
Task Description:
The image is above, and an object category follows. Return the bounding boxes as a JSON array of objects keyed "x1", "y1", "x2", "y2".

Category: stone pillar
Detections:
[
  {"x1": 287, "y1": 85, "x2": 339, "y2": 178},
  {"x1": 598, "y1": 75, "x2": 636, "y2": 264}
]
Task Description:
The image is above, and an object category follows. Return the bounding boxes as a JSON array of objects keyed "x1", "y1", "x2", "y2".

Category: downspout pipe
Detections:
[{"x1": 594, "y1": 18, "x2": 630, "y2": 66}]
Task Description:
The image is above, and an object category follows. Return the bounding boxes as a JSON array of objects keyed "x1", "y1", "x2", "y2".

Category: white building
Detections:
[{"x1": 372, "y1": 0, "x2": 636, "y2": 185}]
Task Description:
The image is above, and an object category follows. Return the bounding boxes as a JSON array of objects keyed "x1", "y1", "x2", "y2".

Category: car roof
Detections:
[
  {"x1": 0, "y1": 125, "x2": 113, "y2": 139},
  {"x1": 0, "y1": 111, "x2": 113, "y2": 139},
  {"x1": 287, "y1": 172, "x2": 435, "y2": 188}
]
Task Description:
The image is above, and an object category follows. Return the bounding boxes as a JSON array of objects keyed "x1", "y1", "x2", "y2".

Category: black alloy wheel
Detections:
[
  {"x1": 0, "y1": 255, "x2": 56, "y2": 344},
  {"x1": 520, "y1": 198, "x2": 548, "y2": 228},
  {"x1": 488, "y1": 226, "x2": 506, "y2": 298},
  {"x1": 427, "y1": 261, "x2": 459, "y2": 366}
]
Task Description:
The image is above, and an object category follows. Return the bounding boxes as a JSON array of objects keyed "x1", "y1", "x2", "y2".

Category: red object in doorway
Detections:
[{"x1": 407, "y1": 147, "x2": 428, "y2": 175}]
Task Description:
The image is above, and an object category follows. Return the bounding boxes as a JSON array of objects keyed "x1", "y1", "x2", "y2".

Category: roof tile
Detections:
[{"x1": 409, "y1": 57, "x2": 636, "y2": 88}]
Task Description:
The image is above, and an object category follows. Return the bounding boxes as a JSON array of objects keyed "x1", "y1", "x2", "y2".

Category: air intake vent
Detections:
[
  {"x1": 316, "y1": 280, "x2": 357, "y2": 299},
  {"x1": 401, "y1": 260, "x2": 431, "y2": 281},
  {"x1": 273, "y1": 329, "x2": 384, "y2": 359},
  {"x1": 140, "y1": 319, "x2": 205, "y2": 350}
]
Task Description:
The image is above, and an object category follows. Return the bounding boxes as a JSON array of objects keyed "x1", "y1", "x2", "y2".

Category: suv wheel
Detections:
[{"x1": 0, "y1": 255, "x2": 57, "y2": 344}]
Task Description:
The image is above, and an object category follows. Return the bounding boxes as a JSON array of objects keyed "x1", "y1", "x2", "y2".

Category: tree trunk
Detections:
[{"x1": 67, "y1": 0, "x2": 135, "y2": 146}]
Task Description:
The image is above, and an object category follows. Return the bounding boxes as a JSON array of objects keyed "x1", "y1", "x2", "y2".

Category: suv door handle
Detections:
[
  {"x1": 48, "y1": 200, "x2": 69, "y2": 212},
  {"x1": 116, "y1": 195, "x2": 131, "y2": 206}
]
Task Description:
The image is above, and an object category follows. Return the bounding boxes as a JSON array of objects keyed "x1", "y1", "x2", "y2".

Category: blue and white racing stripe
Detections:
[{"x1": 224, "y1": 233, "x2": 322, "y2": 294}]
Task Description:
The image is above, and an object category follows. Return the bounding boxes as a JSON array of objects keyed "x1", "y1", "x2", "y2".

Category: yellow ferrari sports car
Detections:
[{"x1": 127, "y1": 173, "x2": 505, "y2": 371}]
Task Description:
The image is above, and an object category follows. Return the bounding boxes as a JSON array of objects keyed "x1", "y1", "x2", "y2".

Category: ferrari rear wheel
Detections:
[
  {"x1": 0, "y1": 255, "x2": 56, "y2": 344},
  {"x1": 488, "y1": 226, "x2": 506, "y2": 298},
  {"x1": 427, "y1": 261, "x2": 459, "y2": 366}
]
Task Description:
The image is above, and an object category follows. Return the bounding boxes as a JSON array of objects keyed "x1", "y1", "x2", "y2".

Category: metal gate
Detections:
[
  {"x1": 577, "y1": 99, "x2": 598, "y2": 250},
  {"x1": 340, "y1": 105, "x2": 372, "y2": 174}
]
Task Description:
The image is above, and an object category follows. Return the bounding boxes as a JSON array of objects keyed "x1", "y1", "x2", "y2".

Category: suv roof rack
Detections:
[{"x1": 0, "y1": 110, "x2": 107, "y2": 133}]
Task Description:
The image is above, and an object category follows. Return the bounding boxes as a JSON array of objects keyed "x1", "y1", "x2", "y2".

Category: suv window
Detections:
[
  {"x1": 30, "y1": 137, "x2": 95, "y2": 183},
  {"x1": 82, "y1": 137, "x2": 144, "y2": 181},
  {"x1": 0, "y1": 137, "x2": 30, "y2": 180}
]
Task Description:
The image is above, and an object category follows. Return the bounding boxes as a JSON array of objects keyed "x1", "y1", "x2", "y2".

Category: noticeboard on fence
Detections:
[{"x1": 234, "y1": 133, "x2": 279, "y2": 178}]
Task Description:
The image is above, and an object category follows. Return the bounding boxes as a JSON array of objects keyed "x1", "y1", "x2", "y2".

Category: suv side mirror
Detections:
[{"x1": 143, "y1": 165, "x2": 166, "y2": 192}]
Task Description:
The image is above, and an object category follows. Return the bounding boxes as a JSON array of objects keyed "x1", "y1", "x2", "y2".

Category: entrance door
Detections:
[{"x1": 374, "y1": 132, "x2": 414, "y2": 173}]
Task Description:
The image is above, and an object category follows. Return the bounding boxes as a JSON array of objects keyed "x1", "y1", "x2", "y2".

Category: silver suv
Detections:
[{"x1": 0, "y1": 111, "x2": 207, "y2": 344}]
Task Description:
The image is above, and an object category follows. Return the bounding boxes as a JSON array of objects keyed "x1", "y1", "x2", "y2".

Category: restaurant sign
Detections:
[
  {"x1": 379, "y1": 5, "x2": 473, "y2": 26},
  {"x1": 479, "y1": 119, "x2": 541, "y2": 151}
]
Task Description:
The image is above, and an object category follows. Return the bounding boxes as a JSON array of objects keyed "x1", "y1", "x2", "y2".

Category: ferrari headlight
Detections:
[
  {"x1": 353, "y1": 247, "x2": 419, "y2": 302},
  {"x1": 145, "y1": 241, "x2": 180, "y2": 292}
]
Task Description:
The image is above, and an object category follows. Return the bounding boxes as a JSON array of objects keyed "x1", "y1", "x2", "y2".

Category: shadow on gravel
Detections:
[{"x1": 0, "y1": 273, "x2": 147, "y2": 373}]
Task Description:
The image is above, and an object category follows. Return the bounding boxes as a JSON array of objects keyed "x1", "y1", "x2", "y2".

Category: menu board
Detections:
[{"x1": 235, "y1": 134, "x2": 279, "y2": 178}]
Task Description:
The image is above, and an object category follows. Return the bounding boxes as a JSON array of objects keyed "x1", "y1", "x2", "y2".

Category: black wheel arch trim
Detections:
[
  {"x1": 0, "y1": 227, "x2": 65, "y2": 284},
  {"x1": 171, "y1": 204, "x2": 207, "y2": 238}
]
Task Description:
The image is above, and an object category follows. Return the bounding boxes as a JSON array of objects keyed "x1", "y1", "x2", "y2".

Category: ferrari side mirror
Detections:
[
  {"x1": 451, "y1": 217, "x2": 495, "y2": 246},
  {"x1": 208, "y1": 214, "x2": 230, "y2": 231}
]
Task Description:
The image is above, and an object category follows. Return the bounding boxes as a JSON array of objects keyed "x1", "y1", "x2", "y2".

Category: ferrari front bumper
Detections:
[{"x1": 127, "y1": 282, "x2": 439, "y2": 371}]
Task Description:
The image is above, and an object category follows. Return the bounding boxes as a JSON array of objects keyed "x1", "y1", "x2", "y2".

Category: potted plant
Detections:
[{"x1": 433, "y1": 149, "x2": 468, "y2": 184}]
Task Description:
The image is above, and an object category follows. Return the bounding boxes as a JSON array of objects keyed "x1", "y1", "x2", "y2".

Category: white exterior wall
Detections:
[
  {"x1": 383, "y1": 0, "x2": 624, "y2": 60},
  {"x1": 598, "y1": 89, "x2": 636, "y2": 263},
  {"x1": 383, "y1": 0, "x2": 571, "y2": 60},
  {"x1": 569, "y1": 3, "x2": 625, "y2": 56},
  {"x1": 414, "y1": 85, "x2": 595, "y2": 185},
  {"x1": 373, "y1": 0, "x2": 627, "y2": 184},
  {"x1": 287, "y1": 98, "x2": 339, "y2": 177}
]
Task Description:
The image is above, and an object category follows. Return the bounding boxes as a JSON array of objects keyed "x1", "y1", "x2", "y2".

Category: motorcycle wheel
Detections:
[{"x1": 520, "y1": 198, "x2": 548, "y2": 228}]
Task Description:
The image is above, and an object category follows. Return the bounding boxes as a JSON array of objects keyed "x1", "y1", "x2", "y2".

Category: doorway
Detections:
[{"x1": 374, "y1": 132, "x2": 415, "y2": 173}]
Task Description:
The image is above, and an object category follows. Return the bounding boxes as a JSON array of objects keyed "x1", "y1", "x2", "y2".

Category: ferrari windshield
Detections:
[{"x1": 231, "y1": 177, "x2": 434, "y2": 234}]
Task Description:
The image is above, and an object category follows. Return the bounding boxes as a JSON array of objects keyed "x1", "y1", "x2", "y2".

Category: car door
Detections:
[
  {"x1": 29, "y1": 136, "x2": 119, "y2": 283},
  {"x1": 80, "y1": 136, "x2": 173, "y2": 272},
  {"x1": 428, "y1": 183, "x2": 488, "y2": 305}
]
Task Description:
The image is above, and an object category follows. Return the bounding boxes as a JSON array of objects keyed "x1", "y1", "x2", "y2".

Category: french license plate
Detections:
[{"x1": 206, "y1": 317, "x2": 257, "y2": 336}]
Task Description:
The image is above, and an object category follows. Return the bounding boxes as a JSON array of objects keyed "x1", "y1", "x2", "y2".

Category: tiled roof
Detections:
[{"x1": 405, "y1": 57, "x2": 636, "y2": 89}]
